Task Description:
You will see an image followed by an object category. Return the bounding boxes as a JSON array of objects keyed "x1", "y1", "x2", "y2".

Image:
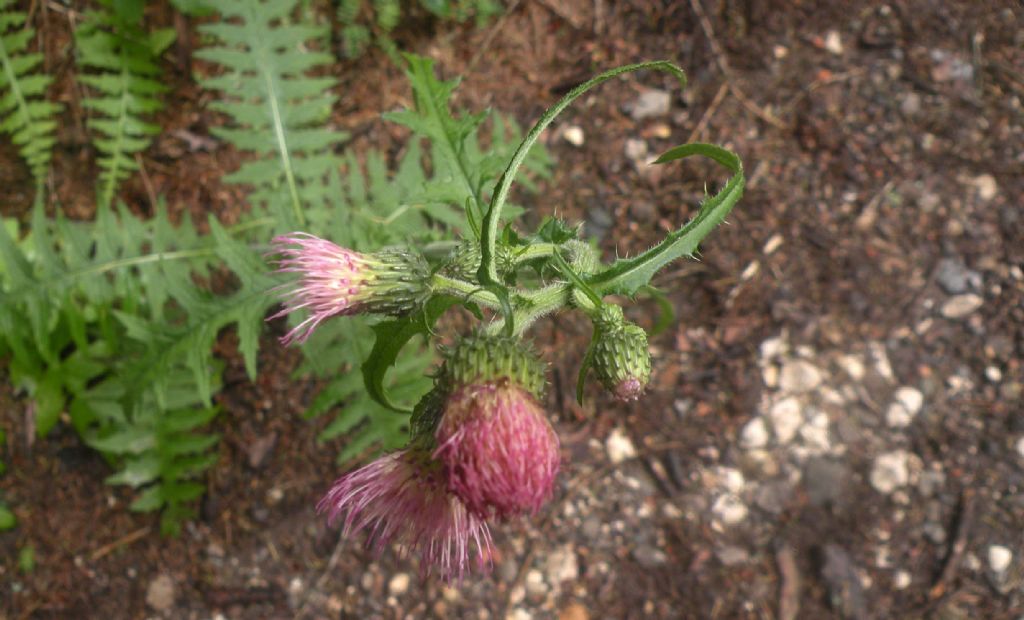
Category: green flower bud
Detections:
[{"x1": 592, "y1": 306, "x2": 651, "y2": 401}]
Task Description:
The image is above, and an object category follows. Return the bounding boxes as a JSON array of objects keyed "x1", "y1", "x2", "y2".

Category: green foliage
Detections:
[
  {"x1": 195, "y1": 0, "x2": 346, "y2": 229},
  {"x1": 0, "y1": 0, "x2": 61, "y2": 187},
  {"x1": 337, "y1": 0, "x2": 503, "y2": 58},
  {"x1": 0, "y1": 204, "x2": 276, "y2": 534},
  {"x1": 74, "y1": 2, "x2": 175, "y2": 208}
]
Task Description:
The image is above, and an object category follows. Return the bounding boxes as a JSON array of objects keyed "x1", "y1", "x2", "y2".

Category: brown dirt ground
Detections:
[{"x1": 2, "y1": 1, "x2": 1023, "y2": 619}]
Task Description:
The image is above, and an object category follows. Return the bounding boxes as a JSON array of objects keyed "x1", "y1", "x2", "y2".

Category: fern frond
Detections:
[
  {"x1": 196, "y1": 0, "x2": 347, "y2": 229},
  {"x1": 0, "y1": 0, "x2": 61, "y2": 186},
  {"x1": 74, "y1": 7, "x2": 174, "y2": 208}
]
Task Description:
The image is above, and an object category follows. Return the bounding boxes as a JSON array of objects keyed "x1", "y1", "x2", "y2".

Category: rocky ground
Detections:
[{"x1": 2, "y1": 1, "x2": 1023, "y2": 619}]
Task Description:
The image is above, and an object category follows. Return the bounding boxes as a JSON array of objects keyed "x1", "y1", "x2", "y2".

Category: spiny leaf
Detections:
[{"x1": 588, "y1": 143, "x2": 744, "y2": 296}]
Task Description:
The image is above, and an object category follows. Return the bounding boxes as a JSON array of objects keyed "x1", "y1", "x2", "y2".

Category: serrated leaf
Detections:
[{"x1": 588, "y1": 143, "x2": 744, "y2": 296}]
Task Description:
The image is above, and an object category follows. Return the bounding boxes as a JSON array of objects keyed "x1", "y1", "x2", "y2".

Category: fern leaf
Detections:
[
  {"x1": 196, "y1": 0, "x2": 347, "y2": 229},
  {"x1": 74, "y1": 8, "x2": 173, "y2": 208},
  {"x1": 0, "y1": 1, "x2": 61, "y2": 186}
]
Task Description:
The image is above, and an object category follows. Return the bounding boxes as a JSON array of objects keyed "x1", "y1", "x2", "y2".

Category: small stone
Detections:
[
  {"x1": 893, "y1": 570, "x2": 912, "y2": 590},
  {"x1": 606, "y1": 427, "x2": 636, "y2": 464},
  {"x1": 247, "y1": 432, "x2": 277, "y2": 469},
  {"x1": 508, "y1": 608, "x2": 533, "y2": 620},
  {"x1": 800, "y1": 411, "x2": 831, "y2": 451},
  {"x1": 869, "y1": 342, "x2": 894, "y2": 381},
  {"x1": 716, "y1": 545, "x2": 750, "y2": 566},
  {"x1": 759, "y1": 336, "x2": 787, "y2": 360},
  {"x1": 563, "y1": 125, "x2": 584, "y2": 146},
  {"x1": 987, "y1": 545, "x2": 1012, "y2": 573},
  {"x1": 714, "y1": 467, "x2": 746, "y2": 494},
  {"x1": 870, "y1": 451, "x2": 912, "y2": 494},
  {"x1": 740, "y1": 417, "x2": 770, "y2": 449},
  {"x1": 524, "y1": 569, "x2": 547, "y2": 599},
  {"x1": 804, "y1": 457, "x2": 849, "y2": 506},
  {"x1": 388, "y1": 573, "x2": 410, "y2": 596},
  {"x1": 779, "y1": 359, "x2": 824, "y2": 393},
  {"x1": 1015, "y1": 436, "x2": 1024, "y2": 459},
  {"x1": 886, "y1": 402, "x2": 914, "y2": 428},
  {"x1": 894, "y1": 387, "x2": 923, "y2": 417},
  {"x1": 923, "y1": 522, "x2": 947, "y2": 544},
  {"x1": 545, "y1": 544, "x2": 579, "y2": 584},
  {"x1": 900, "y1": 92, "x2": 921, "y2": 116},
  {"x1": 935, "y1": 258, "x2": 973, "y2": 294},
  {"x1": 559, "y1": 603, "x2": 590, "y2": 620},
  {"x1": 824, "y1": 30, "x2": 843, "y2": 55},
  {"x1": 985, "y1": 366, "x2": 1002, "y2": 383},
  {"x1": 624, "y1": 138, "x2": 648, "y2": 161},
  {"x1": 769, "y1": 397, "x2": 803, "y2": 444},
  {"x1": 763, "y1": 364, "x2": 779, "y2": 388},
  {"x1": 627, "y1": 89, "x2": 672, "y2": 120},
  {"x1": 763, "y1": 233, "x2": 784, "y2": 254},
  {"x1": 711, "y1": 493, "x2": 748, "y2": 526},
  {"x1": 145, "y1": 573, "x2": 176, "y2": 611},
  {"x1": 633, "y1": 543, "x2": 669, "y2": 567},
  {"x1": 971, "y1": 174, "x2": 998, "y2": 202},
  {"x1": 837, "y1": 354, "x2": 866, "y2": 380},
  {"x1": 941, "y1": 294, "x2": 983, "y2": 319},
  {"x1": 754, "y1": 480, "x2": 792, "y2": 514}
]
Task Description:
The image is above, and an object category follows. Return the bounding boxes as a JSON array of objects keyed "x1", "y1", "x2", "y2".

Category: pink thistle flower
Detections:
[
  {"x1": 435, "y1": 380, "x2": 561, "y2": 519},
  {"x1": 268, "y1": 233, "x2": 428, "y2": 345},
  {"x1": 317, "y1": 442, "x2": 493, "y2": 582}
]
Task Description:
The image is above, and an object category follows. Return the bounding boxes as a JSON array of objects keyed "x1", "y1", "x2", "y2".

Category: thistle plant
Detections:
[{"x1": 275, "y1": 60, "x2": 745, "y2": 580}]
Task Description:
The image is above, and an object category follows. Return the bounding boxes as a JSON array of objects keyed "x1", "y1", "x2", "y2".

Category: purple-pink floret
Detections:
[
  {"x1": 435, "y1": 381, "x2": 560, "y2": 520},
  {"x1": 268, "y1": 233, "x2": 371, "y2": 345},
  {"x1": 317, "y1": 447, "x2": 493, "y2": 583},
  {"x1": 613, "y1": 376, "x2": 644, "y2": 402}
]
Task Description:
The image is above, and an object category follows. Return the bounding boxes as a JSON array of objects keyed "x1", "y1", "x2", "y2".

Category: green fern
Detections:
[
  {"x1": 195, "y1": 0, "x2": 346, "y2": 229},
  {"x1": 0, "y1": 0, "x2": 61, "y2": 189},
  {"x1": 0, "y1": 204, "x2": 275, "y2": 534},
  {"x1": 337, "y1": 0, "x2": 503, "y2": 58},
  {"x1": 74, "y1": 4, "x2": 175, "y2": 208}
]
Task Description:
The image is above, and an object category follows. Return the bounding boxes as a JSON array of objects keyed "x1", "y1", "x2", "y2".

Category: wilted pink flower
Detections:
[
  {"x1": 268, "y1": 233, "x2": 427, "y2": 345},
  {"x1": 317, "y1": 442, "x2": 493, "y2": 582},
  {"x1": 435, "y1": 380, "x2": 560, "y2": 519}
]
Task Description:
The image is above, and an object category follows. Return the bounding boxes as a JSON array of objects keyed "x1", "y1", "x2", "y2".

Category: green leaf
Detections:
[
  {"x1": 361, "y1": 295, "x2": 457, "y2": 412},
  {"x1": 34, "y1": 370, "x2": 65, "y2": 436},
  {"x1": 0, "y1": 504, "x2": 15, "y2": 531},
  {"x1": 588, "y1": 143, "x2": 744, "y2": 296}
]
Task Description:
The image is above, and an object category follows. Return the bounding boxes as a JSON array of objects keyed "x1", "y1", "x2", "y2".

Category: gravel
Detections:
[
  {"x1": 626, "y1": 89, "x2": 672, "y2": 120},
  {"x1": 869, "y1": 451, "x2": 912, "y2": 494},
  {"x1": 940, "y1": 294, "x2": 984, "y2": 319}
]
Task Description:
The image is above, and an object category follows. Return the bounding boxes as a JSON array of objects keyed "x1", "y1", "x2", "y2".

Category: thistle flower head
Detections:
[
  {"x1": 269, "y1": 233, "x2": 428, "y2": 345},
  {"x1": 317, "y1": 436, "x2": 493, "y2": 583},
  {"x1": 434, "y1": 334, "x2": 560, "y2": 519},
  {"x1": 592, "y1": 305, "x2": 651, "y2": 402}
]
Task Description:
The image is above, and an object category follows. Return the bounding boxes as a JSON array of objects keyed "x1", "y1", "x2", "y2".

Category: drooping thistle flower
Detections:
[
  {"x1": 317, "y1": 433, "x2": 493, "y2": 583},
  {"x1": 268, "y1": 233, "x2": 429, "y2": 345},
  {"x1": 591, "y1": 305, "x2": 651, "y2": 402},
  {"x1": 432, "y1": 334, "x2": 561, "y2": 520}
]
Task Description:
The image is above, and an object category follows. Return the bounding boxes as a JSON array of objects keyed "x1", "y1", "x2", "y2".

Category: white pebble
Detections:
[
  {"x1": 886, "y1": 403, "x2": 914, "y2": 428},
  {"x1": 388, "y1": 573, "x2": 409, "y2": 596},
  {"x1": 837, "y1": 354, "x2": 866, "y2": 380},
  {"x1": 894, "y1": 387, "x2": 923, "y2": 416},
  {"x1": 715, "y1": 466, "x2": 746, "y2": 494},
  {"x1": 988, "y1": 545, "x2": 1013, "y2": 574},
  {"x1": 524, "y1": 569, "x2": 547, "y2": 598},
  {"x1": 711, "y1": 493, "x2": 748, "y2": 526},
  {"x1": 800, "y1": 411, "x2": 831, "y2": 451},
  {"x1": 1016, "y1": 436, "x2": 1024, "y2": 459},
  {"x1": 740, "y1": 417, "x2": 770, "y2": 449},
  {"x1": 870, "y1": 451, "x2": 911, "y2": 494},
  {"x1": 563, "y1": 125, "x2": 584, "y2": 146},
  {"x1": 769, "y1": 397, "x2": 803, "y2": 444},
  {"x1": 985, "y1": 366, "x2": 1002, "y2": 383},
  {"x1": 869, "y1": 342, "x2": 894, "y2": 380},
  {"x1": 893, "y1": 570, "x2": 912, "y2": 590},
  {"x1": 545, "y1": 545, "x2": 579, "y2": 584},
  {"x1": 824, "y1": 30, "x2": 843, "y2": 55},
  {"x1": 759, "y1": 336, "x2": 787, "y2": 360},
  {"x1": 779, "y1": 359, "x2": 824, "y2": 393},
  {"x1": 971, "y1": 174, "x2": 998, "y2": 202},
  {"x1": 762, "y1": 233, "x2": 784, "y2": 255},
  {"x1": 941, "y1": 294, "x2": 984, "y2": 319},
  {"x1": 624, "y1": 138, "x2": 648, "y2": 161},
  {"x1": 605, "y1": 427, "x2": 636, "y2": 464}
]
